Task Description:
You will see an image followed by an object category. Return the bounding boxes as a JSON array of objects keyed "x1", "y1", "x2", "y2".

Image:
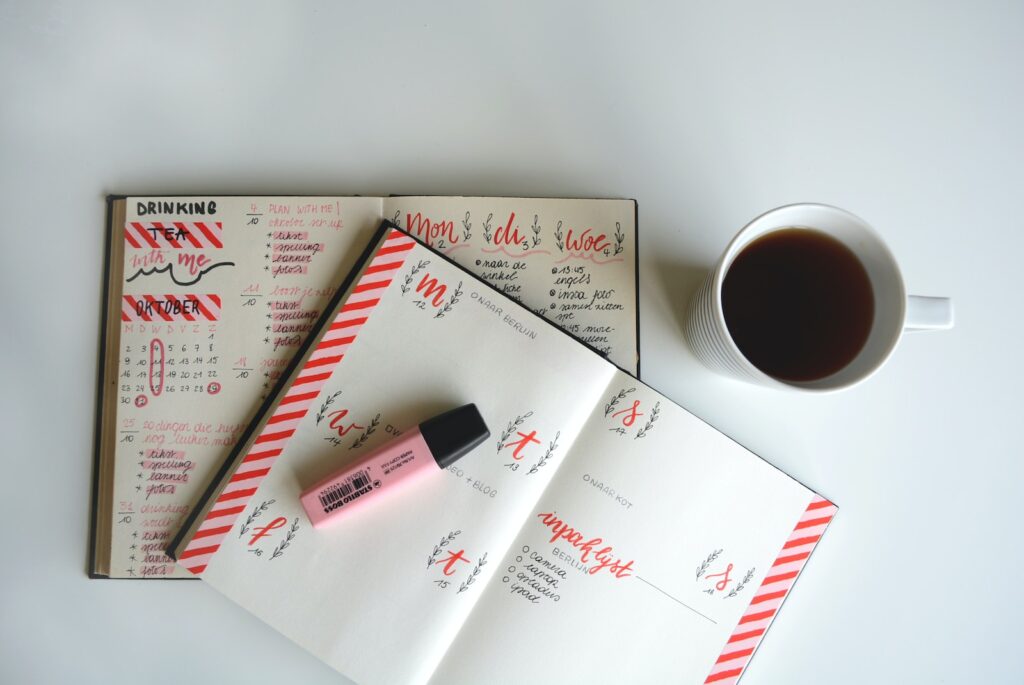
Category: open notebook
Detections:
[
  {"x1": 170, "y1": 224, "x2": 836, "y2": 684},
  {"x1": 91, "y1": 195, "x2": 637, "y2": 578}
]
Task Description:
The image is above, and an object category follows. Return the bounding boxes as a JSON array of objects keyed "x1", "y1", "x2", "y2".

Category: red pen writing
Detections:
[
  {"x1": 249, "y1": 517, "x2": 288, "y2": 546},
  {"x1": 435, "y1": 549, "x2": 471, "y2": 576},
  {"x1": 612, "y1": 400, "x2": 643, "y2": 427},
  {"x1": 504, "y1": 430, "x2": 541, "y2": 460},
  {"x1": 706, "y1": 563, "x2": 734, "y2": 591},
  {"x1": 536, "y1": 511, "x2": 634, "y2": 578},
  {"x1": 328, "y1": 409, "x2": 364, "y2": 437}
]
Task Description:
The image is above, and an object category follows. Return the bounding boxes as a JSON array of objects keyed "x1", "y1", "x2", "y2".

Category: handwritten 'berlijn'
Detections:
[{"x1": 535, "y1": 511, "x2": 634, "y2": 578}]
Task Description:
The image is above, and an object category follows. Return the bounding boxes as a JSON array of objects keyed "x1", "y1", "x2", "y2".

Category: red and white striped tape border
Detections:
[
  {"x1": 124, "y1": 221, "x2": 224, "y2": 249},
  {"x1": 177, "y1": 230, "x2": 416, "y2": 574},
  {"x1": 121, "y1": 294, "x2": 221, "y2": 322},
  {"x1": 704, "y1": 495, "x2": 837, "y2": 684}
]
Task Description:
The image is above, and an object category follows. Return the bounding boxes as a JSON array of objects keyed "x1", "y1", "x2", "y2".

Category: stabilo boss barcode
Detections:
[{"x1": 318, "y1": 471, "x2": 373, "y2": 513}]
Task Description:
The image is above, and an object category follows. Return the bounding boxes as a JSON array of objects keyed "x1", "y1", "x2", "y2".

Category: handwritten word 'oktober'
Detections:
[{"x1": 535, "y1": 511, "x2": 634, "y2": 578}]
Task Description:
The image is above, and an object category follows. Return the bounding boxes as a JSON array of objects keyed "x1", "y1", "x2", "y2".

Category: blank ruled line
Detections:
[{"x1": 635, "y1": 575, "x2": 717, "y2": 624}]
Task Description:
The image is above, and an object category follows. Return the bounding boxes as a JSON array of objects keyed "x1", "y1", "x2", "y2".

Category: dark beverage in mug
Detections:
[{"x1": 721, "y1": 228, "x2": 874, "y2": 382}]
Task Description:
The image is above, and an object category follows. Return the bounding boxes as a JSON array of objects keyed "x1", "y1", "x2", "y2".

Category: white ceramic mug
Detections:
[{"x1": 685, "y1": 203, "x2": 953, "y2": 391}]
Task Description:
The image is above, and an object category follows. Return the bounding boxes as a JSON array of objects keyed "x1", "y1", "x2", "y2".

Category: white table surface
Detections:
[{"x1": 2, "y1": 2, "x2": 1022, "y2": 683}]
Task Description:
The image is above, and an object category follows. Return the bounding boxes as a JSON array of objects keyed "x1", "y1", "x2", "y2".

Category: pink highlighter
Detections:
[{"x1": 300, "y1": 404, "x2": 489, "y2": 528}]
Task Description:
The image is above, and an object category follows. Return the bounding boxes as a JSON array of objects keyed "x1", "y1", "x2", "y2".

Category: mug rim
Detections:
[{"x1": 710, "y1": 202, "x2": 907, "y2": 392}]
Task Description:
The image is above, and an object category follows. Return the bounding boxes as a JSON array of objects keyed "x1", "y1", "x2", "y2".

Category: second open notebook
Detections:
[{"x1": 170, "y1": 223, "x2": 836, "y2": 685}]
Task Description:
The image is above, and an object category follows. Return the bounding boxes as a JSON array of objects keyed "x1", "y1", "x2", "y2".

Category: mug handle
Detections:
[{"x1": 905, "y1": 295, "x2": 954, "y2": 331}]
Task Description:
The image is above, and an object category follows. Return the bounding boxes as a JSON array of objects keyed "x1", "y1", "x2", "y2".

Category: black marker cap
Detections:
[{"x1": 420, "y1": 404, "x2": 490, "y2": 469}]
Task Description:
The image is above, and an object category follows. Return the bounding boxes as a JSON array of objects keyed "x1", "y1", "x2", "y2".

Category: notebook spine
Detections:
[{"x1": 168, "y1": 227, "x2": 416, "y2": 574}]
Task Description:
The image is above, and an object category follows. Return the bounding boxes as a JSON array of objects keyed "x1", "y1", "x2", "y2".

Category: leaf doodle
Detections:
[
  {"x1": 457, "y1": 553, "x2": 488, "y2": 594},
  {"x1": 604, "y1": 387, "x2": 637, "y2": 417},
  {"x1": 530, "y1": 214, "x2": 542, "y2": 248},
  {"x1": 527, "y1": 431, "x2": 560, "y2": 475},
  {"x1": 695, "y1": 548, "x2": 723, "y2": 580},
  {"x1": 497, "y1": 411, "x2": 534, "y2": 453},
  {"x1": 315, "y1": 390, "x2": 343, "y2": 425},
  {"x1": 724, "y1": 567, "x2": 756, "y2": 599},
  {"x1": 269, "y1": 518, "x2": 299, "y2": 560},
  {"x1": 427, "y1": 530, "x2": 462, "y2": 569},
  {"x1": 554, "y1": 220, "x2": 565, "y2": 252},
  {"x1": 434, "y1": 282, "x2": 463, "y2": 319},
  {"x1": 350, "y1": 413, "x2": 381, "y2": 450},
  {"x1": 401, "y1": 260, "x2": 431, "y2": 296},
  {"x1": 613, "y1": 221, "x2": 625, "y2": 256},
  {"x1": 635, "y1": 401, "x2": 661, "y2": 440},
  {"x1": 482, "y1": 213, "x2": 494, "y2": 244},
  {"x1": 239, "y1": 499, "x2": 276, "y2": 538},
  {"x1": 461, "y1": 212, "x2": 472, "y2": 241}
]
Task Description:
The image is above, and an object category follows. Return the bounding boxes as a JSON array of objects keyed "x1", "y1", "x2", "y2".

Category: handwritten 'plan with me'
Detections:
[
  {"x1": 92, "y1": 195, "x2": 637, "y2": 579},
  {"x1": 170, "y1": 227, "x2": 835, "y2": 684}
]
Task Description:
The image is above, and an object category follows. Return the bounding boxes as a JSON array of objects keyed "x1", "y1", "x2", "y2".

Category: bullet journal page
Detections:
[
  {"x1": 99, "y1": 197, "x2": 383, "y2": 578},
  {"x1": 385, "y1": 197, "x2": 638, "y2": 373},
  {"x1": 182, "y1": 230, "x2": 617, "y2": 684},
  {"x1": 430, "y1": 375, "x2": 835, "y2": 684}
]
